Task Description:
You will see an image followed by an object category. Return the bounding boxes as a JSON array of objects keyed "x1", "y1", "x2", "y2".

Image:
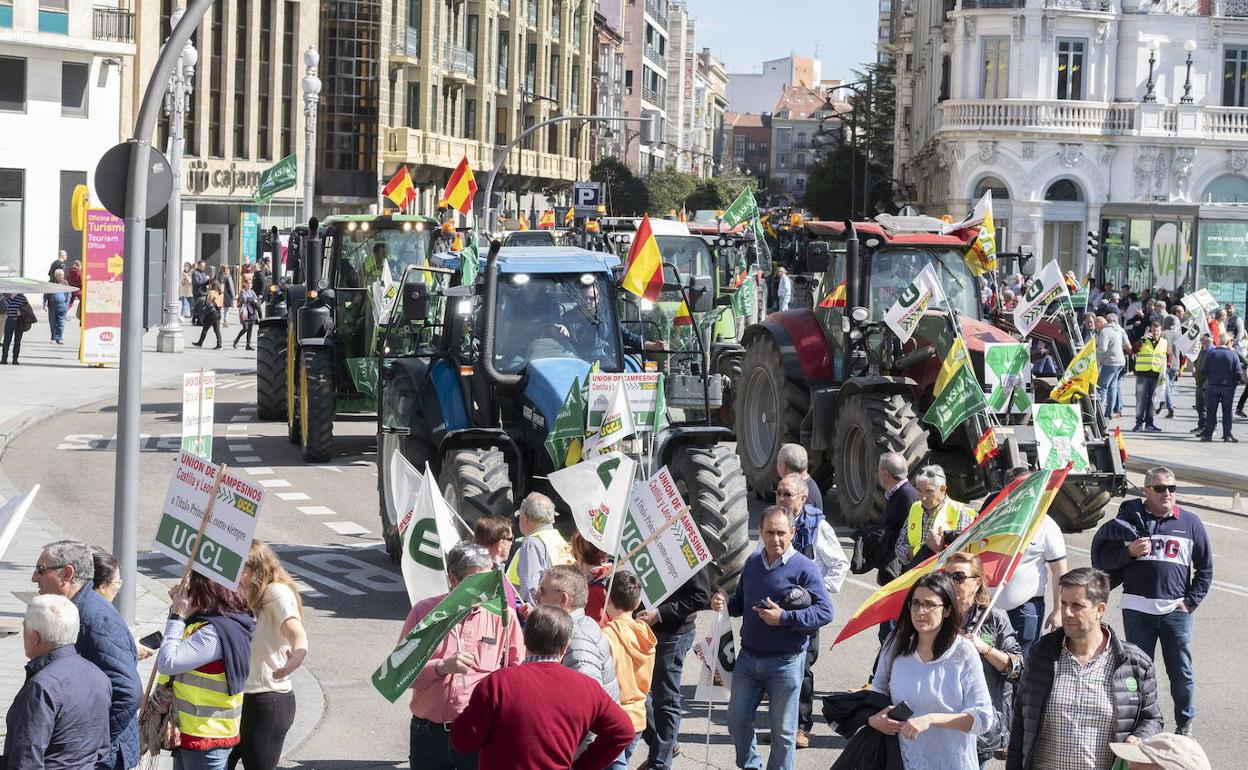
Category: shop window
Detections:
[
  {"x1": 1197, "y1": 221, "x2": 1248, "y2": 307},
  {"x1": 1045, "y1": 178, "x2": 1083, "y2": 202},
  {"x1": 0, "y1": 169, "x2": 23, "y2": 276}
]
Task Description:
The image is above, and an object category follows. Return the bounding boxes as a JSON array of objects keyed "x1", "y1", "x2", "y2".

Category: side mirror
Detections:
[
  {"x1": 402, "y1": 281, "x2": 430, "y2": 323},
  {"x1": 691, "y1": 275, "x2": 714, "y2": 313},
  {"x1": 286, "y1": 236, "x2": 302, "y2": 283},
  {"x1": 806, "y1": 241, "x2": 831, "y2": 273}
]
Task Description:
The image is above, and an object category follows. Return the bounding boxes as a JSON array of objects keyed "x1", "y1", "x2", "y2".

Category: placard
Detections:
[
  {"x1": 621, "y1": 467, "x2": 712, "y2": 609},
  {"x1": 80, "y1": 209, "x2": 124, "y2": 365},
  {"x1": 587, "y1": 372, "x2": 662, "y2": 433},
  {"x1": 181, "y1": 371, "x2": 216, "y2": 458}
]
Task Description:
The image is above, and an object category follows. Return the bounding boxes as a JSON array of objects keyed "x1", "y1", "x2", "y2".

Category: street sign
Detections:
[
  {"x1": 572, "y1": 182, "x2": 603, "y2": 216},
  {"x1": 239, "y1": 211, "x2": 260, "y2": 264},
  {"x1": 93, "y1": 142, "x2": 174, "y2": 220},
  {"x1": 181, "y1": 370, "x2": 216, "y2": 458}
]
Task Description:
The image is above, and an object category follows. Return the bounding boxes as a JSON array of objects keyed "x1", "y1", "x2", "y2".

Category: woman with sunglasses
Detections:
[
  {"x1": 869, "y1": 573, "x2": 993, "y2": 770},
  {"x1": 944, "y1": 552, "x2": 1022, "y2": 769}
]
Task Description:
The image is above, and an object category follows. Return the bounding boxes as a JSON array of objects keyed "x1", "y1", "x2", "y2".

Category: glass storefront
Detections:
[
  {"x1": 1196, "y1": 220, "x2": 1248, "y2": 308},
  {"x1": 1099, "y1": 214, "x2": 1193, "y2": 295}
]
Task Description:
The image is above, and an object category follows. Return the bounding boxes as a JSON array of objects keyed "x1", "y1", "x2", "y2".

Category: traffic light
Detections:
[
  {"x1": 1086, "y1": 230, "x2": 1100, "y2": 270},
  {"x1": 640, "y1": 110, "x2": 661, "y2": 146}
]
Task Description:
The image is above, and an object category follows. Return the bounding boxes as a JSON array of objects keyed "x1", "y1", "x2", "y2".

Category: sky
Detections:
[{"x1": 684, "y1": 0, "x2": 878, "y2": 82}]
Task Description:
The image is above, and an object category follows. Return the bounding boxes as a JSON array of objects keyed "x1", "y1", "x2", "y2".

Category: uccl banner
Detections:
[
  {"x1": 80, "y1": 209, "x2": 124, "y2": 365},
  {"x1": 621, "y1": 467, "x2": 712, "y2": 608}
]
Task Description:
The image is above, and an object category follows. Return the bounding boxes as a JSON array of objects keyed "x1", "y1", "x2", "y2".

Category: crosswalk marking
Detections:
[
  {"x1": 243, "y1": 467, "x2": 274, "y2": 476},
  {"x1": 234, "y1": 455, "x2": 262, "y2": 464},
  {"x1": 257, "y1": 479, "x2": 292, "y2": 488},
  {"x1": 324, "y1": 521, "x2": 370, "y2": 536},
  {"x1": 276, "y1": 492, "x2": 311, "y2": 502},
  {"x1": 227, "y1": 443, "x2": 254, "y2": 452},
  {"x1": 297, "y1": 506, "x2": 337, "y2": 516}
]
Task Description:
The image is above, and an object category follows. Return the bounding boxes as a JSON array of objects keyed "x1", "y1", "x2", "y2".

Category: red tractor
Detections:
[{"x1": 733, "y1": 217, "x2": 1125, "y2": 531}]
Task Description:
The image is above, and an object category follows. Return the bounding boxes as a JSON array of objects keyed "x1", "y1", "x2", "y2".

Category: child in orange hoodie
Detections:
[{"x1": 601, "y1": 571, "x2": 658, "y2": 770}]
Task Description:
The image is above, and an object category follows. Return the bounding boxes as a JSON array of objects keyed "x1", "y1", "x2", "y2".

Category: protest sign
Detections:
[
  {"x1": 1033, "y1": 404, "x2": 1090, "y2": 472},
  {"x1": 586, "y1": 372, "x2": 662, "y2": 433},
  {"x1": 399, "y1": 463, "x2": 463, "y2": 604},
  {"x1": 1014, "y1": 261, "x2": 1069, "y2": 339},
  {"x1": 549, "y1": 453, "x2": 637, "y2": 557},
  {"x1": 692, "y1": 609, "x2": 736, "y2": 702},
  {"x1": 620, "y1": 467, "x2": 712, "y2": 609},
  {"x1": 151, "y1": 451, "x2": 264, "y2": 590},
  {"x1": 983, "y1": 343, "x2": 1032, "y2": 414},
  {"x1": 583, "y1": 379, "x2": 635, "y2": 457},
  {"x1": 181, "y1": 370, "x2": 216, "y2": 458}
]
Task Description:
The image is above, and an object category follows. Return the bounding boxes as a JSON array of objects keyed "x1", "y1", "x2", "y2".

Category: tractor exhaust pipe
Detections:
[
  {"x1": 843, "y1": 220, "x2": 860, "y2": 312},
  {"x1": 480, "y1": 240, "x2": 522, "y2": 387}
]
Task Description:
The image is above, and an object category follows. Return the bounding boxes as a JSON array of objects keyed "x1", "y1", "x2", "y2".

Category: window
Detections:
[
  {"x1": 234, "y1": 0, "x2": 249, "y2": 158},
  {"x1": 1045, "y1": 178, "x2": 1083, "y2": 201},
  {"x1": 257, "y1": 0, "x2": 272, "y2": 159},
  {"x1": 39, "y1": 0, "x2": 67, "y2": 33},
  {"x1": 0, "y1": 57, "x2": 26, "y2": 112},
  {"x1": 0, "y1": 169, "x2": 23, "y2": 276},
  {"x1": 1223, "y1": 47, "x2": 1248, "y2": 107},
  {"x1": 778, "y1": 154, "x2": 789, "y2": 169},
  {"x1": 209, "y1": 0, "x2": 223, "y2": 156},
  {"x1": 1056, "y1": 38, "x2": 1086, "y2": 101},
  {"x1": 281, "y1": 1, "x2": 295, "y2": 158},
  {"x1": 625, "y1": 69, "x2": 633, "y2": 89},
  {"x1": 406, "y1": 83, "x2": 420, "y2": 128},
  {"x1": 981, "y1": 37, "x2": 1009, "y2": 99},
  {"x1": 795, "y1": 154, "x2": 807, "y2": 170},
  {"x1": 974, "y1": 176, "x2": 1010, "y2": 200},
  {"x1": 61, "y1": 62, "x2": 88, "y2": 117}
]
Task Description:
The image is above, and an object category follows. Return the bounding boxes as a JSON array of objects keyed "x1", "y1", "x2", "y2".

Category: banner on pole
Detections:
[
  {"x1": 1013, "y1": 261, "x2": 1070, "y2": 339},
  {"x1": 254, "y1": 154, "x2": 298, "y2": 204},
  {"x1": 983, "y1": 343, "x2": 1032, "y2": 414},
  {"x1": 621, "y1": 467, "x2": 712, "y2": 609},
  {"x1": 548, "y1": 453, "x2": 637, "y2": 557},
  {"x1": 181, "y1": 371, "x2": 216, "y2": 457},
  {"x1": 692, "y1": 610, "x2": 736, "y2": 701},
  {"x1": 883, "y1": 263, "x2": 943, "y2": 345},
  {"x1": 239, "y1": 211, "x2": 260, "y2": 265},
  {"x1": 1033, "y1": 404, "x2": 1090, "y2": 472},
  {"x1": 151, "y1": 451, "x2": 265, "y2": 590},
  {"x1": 586, "y1": 373, "x2": 662, "y2": 433},
  {"x1": 80, "y1": 209, "x2": 125, "y2": 365},
  {"x1": 398, "y1": 463, "x2": 463, "y2": 604}
]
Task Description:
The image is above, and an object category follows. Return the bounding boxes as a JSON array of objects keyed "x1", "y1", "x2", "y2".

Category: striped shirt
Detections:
[
  {"x1": 1033, "y1": 635, "x2": 1117, "y2": 770},
  {"x1": 156, "y1": 618, "x2": 222, "y2": 674},
  {"x1": 4, "y1": 294, "x2": 29, "y2": 319}
]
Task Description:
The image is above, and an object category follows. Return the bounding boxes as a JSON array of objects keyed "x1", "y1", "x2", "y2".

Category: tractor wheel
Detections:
[
  {"x1": 255, "y1": 325, "x2": 287, "y2": 421},
  {"x1": 1046, "y1": 481, "x2": 1112, "y2": 533},
  {"x1": 671, "y1": 444, "x2": 751, "y2": 593},
  {"x1": 299, "y1": 348, "x2": 335, "y2": 463},
  {"x1": 832, "y1": 392, "x2": 929, "y2": 527},
  {"x1": 286, "y1": 328, "x2": 301, "y2": 445},
  {"x1": 734, "y1": 334, "x2": 808, "y2": 495},
  {"x1": 378, "y1": 433, "x2": 437, "y2": 564},
  {"x1": 440, "y1": 448, "x2": 514, "y2": 531}
]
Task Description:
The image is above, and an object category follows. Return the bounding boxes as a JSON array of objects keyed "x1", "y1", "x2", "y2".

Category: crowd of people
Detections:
[{"x1": 184, "y1": 258, "x2": 273, "y2": 351}]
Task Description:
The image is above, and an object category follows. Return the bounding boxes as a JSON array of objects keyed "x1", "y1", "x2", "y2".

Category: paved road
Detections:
[{"x1": 6, "y1": 375, "x2": 1245, "y2": 768}]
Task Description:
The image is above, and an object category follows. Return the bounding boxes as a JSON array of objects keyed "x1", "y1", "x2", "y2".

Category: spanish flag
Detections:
[
  {"x1": 442, "y1": 156, "x2": 478, "y2": 216},
  {"x1": 1050, "y1": 338, "x2": 1098, "y2": 403},
  {"x1": 934, "y1": 336, "x2": 969, "y2": 397},
  {"x1": 621, "y1": 214, "x2": 664, "y2": 302},
  {"x1": 818, "y1": 281, "x2": 847, "y2": 308},
  {"x1": 538, "y1": 210, "x2": 555, "y2": 229},
  {"x1": 382, "y1": 165, "x2": 415, "y2": 208},
  {"x1": 834, "y1": 466, "x2": 1071, "y2": 645},
  {"x1": 973, "y1": 427, "x2": 1000, "y2": 466},
  {"x1": 564, "y1": 207, "x2": 575, "y2": 226},
  {"x1": 518, "y1": 214, "x2": 530, "y2": 231},
  {"x1": 963, "y1": 192, "x2": 998, "y2": 276},
  {"x1": 673, "y1": 301, "x2": 693, "y2": 327},
  {"x1": 1113, "y1": 426, "x2": 1128, "y2": 462}
]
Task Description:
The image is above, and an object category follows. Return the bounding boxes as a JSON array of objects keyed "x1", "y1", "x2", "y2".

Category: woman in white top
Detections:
[
  {"x1": 228, "y1": 539, "x2": 309, "y2": 770},
  {"x1": 870, "y1": 572, "x2": 994, "y2": 770}
]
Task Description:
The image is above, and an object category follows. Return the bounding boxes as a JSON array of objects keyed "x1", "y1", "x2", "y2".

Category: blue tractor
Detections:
[{"x1": 375, "y1": 242, "x2": 751, "y2": 588}]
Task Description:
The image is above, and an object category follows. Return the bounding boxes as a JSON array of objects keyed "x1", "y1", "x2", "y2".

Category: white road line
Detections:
[
  {"x1": 275, "y1": 492, "x2": 311, "y2": 502},
  {"x1": 226, "y1": 425, "x2": 248, "y2": 433},
  {"x1": 319, "y1": 466, "x2": 342, "y2": 473},
  {"x1": 243, "y1": 467, "x2": 274, "y2": 476},
  {"x1": 227, "y1": 444, "x2": 255, "y2": 452},
  {"x1": 324, "y1": 521, "x2": 370, "y2": 536},
  {"x1": 1203, "y1": 520, "x2": 1241, "y2": 531},
  {"x1": 229, "y1": 416, "x2": 249, "y2": 423},
  {"x1": 283, "y1": 562, "x2": 365, "y2": 596},
  {"x1": 297, "y1": 506, "x2": 337, "y2": 516},
  {"x1": 239, "y1": 405, "x2": 257, "y2": 413},
  {"x1": 257, "y1": 479, "x2": 291, "y2": 488},
  {"x1": 234, "y1": 455, "x2": 263, "y2": 464}
]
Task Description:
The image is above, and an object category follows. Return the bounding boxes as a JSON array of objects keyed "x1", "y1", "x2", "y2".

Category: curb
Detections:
[{"x1": 1125, "y1": 455, "x2": 1248, "y2": 494}]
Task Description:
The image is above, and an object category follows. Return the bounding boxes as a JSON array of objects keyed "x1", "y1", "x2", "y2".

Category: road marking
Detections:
[
  {"x1": 296, "y1": 553, "x2": 406, "y2": 592},
  {"x1": 226, "y1": 425, "x2": 248, "y2": 433},
  {"x1": 234, "y1": 455, "x2": 263, "y2": 464},
  {"x1": 1203, "y1": 520, "x2": 1241, "y2": 531},
  {"x1": 319, "y1": 466, "x2": 342, "y2": 473},
  {"x1": 276, "y1": 492, "x2": 311, "y2": 501},
  {"x1": 229, "y1": 416, "x2": 249, "y2": 423},
  {"x1": 283, "y1": 562, "x2": 365, "y2": 596},
  {"x1": 243, "y1": 467, "x2": 274, "y2": 476},
  {"x1": 324, "y1": 521, "x2": 371, "y2": 536},
  {"x1": 227, "y1": 443, "x2": 254, "y2": 451},
  {"x1": 238, "y1": 405, "x2": 256, "y2": 413},
  {"x1": 297, "y1": 506, "x2": 337, "y2": 516},
  {"x1": 257, "y1": 479, "x2": 292, "y2": 488}
]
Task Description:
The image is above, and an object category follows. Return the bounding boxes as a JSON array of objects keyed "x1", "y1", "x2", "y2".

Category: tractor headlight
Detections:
[
  {"x1": 850, "y1": 306, "x2": 869, "y2": 323},
  {"x1": 457, "y1": 300, "x2": 472, "y2": 315}
]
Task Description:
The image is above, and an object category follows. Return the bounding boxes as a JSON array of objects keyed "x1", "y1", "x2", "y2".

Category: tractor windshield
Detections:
[
  {"x1": 867, "y1": 247, "x2": 980, "y2": 321},
  {"x1": 336, "y1": 227, "x2": 433, "y2": 289},
  {"x1": 492, "y1": 272, "x2": 622, "y2": 374},
  {"x1": 655, "y1": 235, "x2": 713, "y2": 284},
  {"x1": 503, "y1": 231, "x2": 557, "y2": 247}
]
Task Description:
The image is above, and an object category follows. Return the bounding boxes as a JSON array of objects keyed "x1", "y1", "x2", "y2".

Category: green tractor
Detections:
[
  {"x1": 374, "y1": 242, "x2": 752, "y2": 589},
  {"x1": 254, "y1": 214, "x2": 442, "y2": 462}
]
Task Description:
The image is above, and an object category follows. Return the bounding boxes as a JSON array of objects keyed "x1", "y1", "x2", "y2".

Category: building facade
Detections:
[
  {"x1": 726, "y1": 55, "x2": 821, "y2": 116},
  {"x1": 725, "y1": 111, "x2": 771, "y2": 189},
  {"x1": 600, "y1": 0, "x2": 669, "y2": 175},
  {"x1": 0, "y1": 0, "x2": 134, "y2": 278},
  {"x1": 696, "y1": 47, "x2": 728, "y2": 173},
  {"x1": 897, "y1": 0, "x2": 1248, "y2": 308},
  {"x1": 591, "y1": 8, "x2": 626, "y2": 161},
  {"x1": 768, "y1": 85, "x2": 836, "y2": 202}
]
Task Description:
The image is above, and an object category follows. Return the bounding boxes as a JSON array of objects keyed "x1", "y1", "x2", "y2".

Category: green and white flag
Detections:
[
  {"x1": 399, "y1": 463, "x2": 463, "y2": 605},
  {"x1": 372, "y1": 569, "x2": 507, "y2": 703},
  {"x1": 460, "y1": 214, "x2": 480, "y2": 286},
  {"x1": 1014, "y1": 261, "x2": 1069, "y2": 339},
  {"x1": 730, "y1": 279, "x2": 755, "y2": 321},
  {"x1": 1180, "y1": 308, "x2": 1207, "y2": 359},
  {"x1": 721, "y1": 187, "x2": 758, "y2": 229},
  {"x1": 923, "y1": 364, "x2": 989, "y2": 441},
  {"x1": 548, "y1": 453, "x2": 637, "y2": 556},
  {"x1": 253, "y1": 154, "x2": 298, "y2": 204},
  {"x1": 1033, "y1": 403, "x2": 1090, "y2": 472},
  {"x1": 692, "y1": 609, "x2": 736, "y2": 701},
  {"x1": 544, "y1": 376, "x2": 587, "y2": 467},
  {"x1": 983, "y1": 343, "x2": 1032, "y2": 414},
  {"x1": 884, "y1": 263, "x2": 944, "y2": 345},
  {"x1": 583, "y1": 379, "x2": 635, "y2": 457}
]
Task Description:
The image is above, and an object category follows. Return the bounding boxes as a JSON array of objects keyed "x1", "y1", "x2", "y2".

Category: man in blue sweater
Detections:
[
  {"x1": 711, "y1": 506, "x2": 833, "y2": 770},
  {"x1": 1091, "y1": 467, "x2": 1213, "y2": 736},
  {"x1": 1198, "y1": 332, "x2": 1244, "y2": 442}
]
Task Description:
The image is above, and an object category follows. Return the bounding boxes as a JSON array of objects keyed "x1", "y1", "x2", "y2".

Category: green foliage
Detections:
[
  {"x1": 645, "y1": 168, "x2": 698, "y2": 216},
  {"x1": 590, "y1": 157, "x2": 649, "y2": 216},
  {"x1": 847, "y1": 49, "x2": 897, "y2": 179},
  {"x1": 685, "y1": 172, "x2": 759, "y2": 212},
  {"x1": 802, "y1": 145, "x2": 891, "y2": 221}
]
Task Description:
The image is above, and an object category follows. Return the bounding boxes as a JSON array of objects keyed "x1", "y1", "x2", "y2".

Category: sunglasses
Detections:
[
  {"x1": 776, "y1": 491, "x2": 802, "y2": 498},
  {"x1": 1150, "y1": 485, "x2": 1177, "y2": 494},
  {"x1": 944, "y1": 571, "x2": 977, "y2": 584},
  {"x1": 33, "y1": 562, "x2": 67, "y2": 576}
]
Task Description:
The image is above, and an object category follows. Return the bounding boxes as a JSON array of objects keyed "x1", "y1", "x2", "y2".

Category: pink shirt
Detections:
[{"x1": 402, "y1": 592, "x2": 525, "y2": 723}]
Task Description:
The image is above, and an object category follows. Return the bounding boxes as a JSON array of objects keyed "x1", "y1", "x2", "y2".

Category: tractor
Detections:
[
  {"x1": 253, "y1": 214, "x2": 443, "y2": 462},
  {"x1": 733, "y1": 216, "x2": 1126, "y2": 532},
  {"x1": 373, "y1": 242, "x2": 751, "y2": 588}
]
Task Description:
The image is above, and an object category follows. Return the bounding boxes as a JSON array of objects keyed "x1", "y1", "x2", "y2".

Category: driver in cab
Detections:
[
  {"x1": 344, "y1": 242, "x2": 394, "y2": 287},
  {"x1": 555, "y1": 282, "x2": 665, "y2": 354}
]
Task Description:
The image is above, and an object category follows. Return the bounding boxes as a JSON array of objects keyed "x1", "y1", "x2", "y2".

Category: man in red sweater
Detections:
[{"x1": 451, "y1": 605, "x2": 633, "y2": 770}]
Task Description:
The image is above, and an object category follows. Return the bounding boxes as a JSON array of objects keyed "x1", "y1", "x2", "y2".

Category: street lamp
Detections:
[
  {"x1": 300, "y1": 47, "x2": 321, "y2": 224},
  {"x1": 1144, "y1": 39, "x2": 1159, "y2": 103},
  {"x1": 156, "y1": 8, "x2": 198, "y2": 354},
  {"x1": 1181, "y1": 39, "x2": 1197, "y2": 104}
]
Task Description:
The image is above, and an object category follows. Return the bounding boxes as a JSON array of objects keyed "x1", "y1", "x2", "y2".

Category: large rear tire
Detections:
[
  {"x1": 286, "y1": 326, "x2": 301, "y2": 444},
  {"x1": 734, "y1": 334, "x2": 808, "y2": 495},
  {"x1": 832, "y1": 392, "x2": 929, "y2": 527},
  {"x1": 1046, "y1": 481, "x2": 1112, "y2": 533},
  {"x1": 670, "y1": 444, "x2": 751, "y2": 593},
  {"x1": 256, "y1": 325, "x2": 287, "y2": 421},
  {"x1": 439, "y1": 448, "x2": 514, "y2": 531},
  {"x1": 299, "y1": 348, "x2": 335, "y2": 463}
]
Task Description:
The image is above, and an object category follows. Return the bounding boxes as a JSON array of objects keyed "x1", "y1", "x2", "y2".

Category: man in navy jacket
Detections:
[
  {"x1": 1091, "y1": 467, "x2": 1213, "y2": 735},
  {"x1": 1198, "y1": 332, "x2": 1244, "y2": 442},
  {"x1": 712, "y1": 506, "x2": 833, "y2": 770}
]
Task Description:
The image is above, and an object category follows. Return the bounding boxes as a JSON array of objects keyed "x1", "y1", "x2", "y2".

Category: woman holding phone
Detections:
[{"x1": 870, "y1": 572, "x2": 993, "y2": 770}]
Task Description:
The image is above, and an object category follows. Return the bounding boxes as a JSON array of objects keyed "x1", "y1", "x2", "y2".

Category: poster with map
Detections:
[{"x1": 80, "y1": 209, "x2": 124, "y2": 365}]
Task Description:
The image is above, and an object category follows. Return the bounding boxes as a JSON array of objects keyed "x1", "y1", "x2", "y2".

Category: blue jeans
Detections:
[
  {"x1": 48, "y1": 304, "x2": 66, "y2": 341},
  {"x1": 727, "y1": 648, "x2": 804, "y2": 770},
  {"x1": 1007, "y1": 595, "x2": 1045, "y2": 660},
  {"x1": 182, "y1": 296, "x2": 193, "y2": 316},
  {"x1": 1134, "y1": 374, "x2": 1159, "y2": 428},
  {"x1": 1098, "y1": 364, "x2": 1124, "y2": 415},
  {"x1": 643, "y1": 627, "x2": 695, "y2": 770},
  {"x1": 607, "y1": 732, "x2": 641, "y2": 770},
  {"x1": 173, "y1": 747, "x2": 231, "y2": 770},
  {"x1": 1160, "y1": 368, "x2": 1178, "y2": 410},
  {"x1": 1203, "y1": 385, "x2": 1236, "y2": 439},
  {"x1": 409, "y1": 716, "x2": 478, "y2": 770},
  {"x1": 1122, "y1": 608, "x2": 1195, "y2": 728}
]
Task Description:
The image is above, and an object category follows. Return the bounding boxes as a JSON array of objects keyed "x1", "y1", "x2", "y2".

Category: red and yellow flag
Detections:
[
  {"x1": 442, "y1": 156, "x2": 478, "y2": 216},
  {"x1": 538, "y1": 210, "x2": 556, "y2": 229},
  {"x1": 818, "y1": 281, "x2": 847, "y2": 308},
  {"x1": 518, "y1": 214, "x2": 530, "y2": 231},
  {"x1": 1113, "y1": 426, "x2": 1128, "y2": 462},
  {"x1": 673, "y1": 301, "x2": 693, "y2": 327},
  {"x1": 973, "y1": 427, "x2": 1000, "y2": 466},
  {"x1": 621, "y1": 214, "x2": 665, "y2": 302},
  {"x1": 564, "y1": 207, "x2": 575, "y2": 226},
  {"x1": 383, "y1": 165, "x2": 415, "y2": 208},
  {"x1": 833, "y1": 466, "x2": 1071, "y2": 646}
]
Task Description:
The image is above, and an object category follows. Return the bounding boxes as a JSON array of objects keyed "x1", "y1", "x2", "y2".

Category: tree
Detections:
[
  {"x1": 802, "y1": 145, "x2": 890, "y2": 221},
  {"x1": 645, "y1": 168, "x2": 698, "y2": 216},
  {"x1": 685, "y1": 172, "x2": 758, "y2": 212},
  {"x1": 847, "y1": 48, "x2": 897, "y2": 185},
  {"x1": 591, "y1": 157, "x2": 649, "y2": 216}
]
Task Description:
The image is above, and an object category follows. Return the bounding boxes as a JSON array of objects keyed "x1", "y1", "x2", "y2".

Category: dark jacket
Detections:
[
  {"x1": 1091, "y1": 499, "x2": 1213, "y2": 611},
  {"x1": 1007, "y1": 627, "x2": 1163, "y2": 770},
  {"x1": 650, "y1": 568, "x2": 711, "y2": 638},
  {"x1": 197, "y1": 612, "x2": 256, "y2": 695},
  {"x1": 823, "y1": 689, "x2": 903, "y2": 770},
  {"x1": 851, "y1": 481, "x2": 918, "y2": 586},
  {"x1": 4, "y1": 646, "x2": 111, "y2": 770},
  {"x1": 1199, "y1": 344, "x2": 1244, "y2": 389},
  {"x1": 71, "y1": 587, "x2": 141, "y2": 770},
  {"x1": 964, "y1": 605, "x2": 1022, "y2": 762}
]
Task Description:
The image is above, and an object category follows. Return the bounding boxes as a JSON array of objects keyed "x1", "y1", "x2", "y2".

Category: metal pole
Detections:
[
  {"x1": 113, "y1": 0, "x2": 215, "y2": 623},
  {"x1": 301, "y1": 47, "x2": 321, "y2": 224},
  {"x1": 862, "y1": 75, "x2": 873, "y2": 220},
  {"x1": 156, "y1": 14, "x2": 196, "y2": 354}
]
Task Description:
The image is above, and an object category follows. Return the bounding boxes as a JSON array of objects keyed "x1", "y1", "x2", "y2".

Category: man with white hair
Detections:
[
  {"x1": 538, "y1": 564, "x2": 620, "y2": 700},
  {"x1": 507, "y1": 492, "x2": 574, "y2": 615},
  {"x1": 3, "y1": 594, "x2": 111, "y2": 770},
  {"x1": 776, "y1": 443, "x2": 822, "y2": 514},
  {"x1": 894, "y1": 465, "x2": 976, "y2": 571}
]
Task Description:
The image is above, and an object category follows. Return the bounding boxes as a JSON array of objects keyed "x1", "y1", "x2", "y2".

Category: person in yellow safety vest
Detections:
[
  {"x1": 1133, "y1": 320, "x2": 1167, "y2": 433},
  {"x1": 894, "y1": 464, "x2": 977, "y2": 571},
  {"x1": 507, "y1": 492, "x2": 574, "y2": 619},
  {"x1": 156, "y1": 572, "x2": 256, "y2": 768}
]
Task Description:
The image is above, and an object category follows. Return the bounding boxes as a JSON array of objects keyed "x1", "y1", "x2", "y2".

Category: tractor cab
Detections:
[{"x1": 502, "y1": 229, "x2": 560, "y2": 248}]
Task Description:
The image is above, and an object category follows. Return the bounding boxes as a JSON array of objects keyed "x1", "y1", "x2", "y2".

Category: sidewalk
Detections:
[{"x1": 0, "y1": 315, "x2": 324, "y2": 762}]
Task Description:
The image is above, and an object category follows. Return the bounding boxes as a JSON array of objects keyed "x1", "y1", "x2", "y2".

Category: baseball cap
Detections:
[{"x1": 1109, "y1": 734, "x2": 1209, "y2": 770}]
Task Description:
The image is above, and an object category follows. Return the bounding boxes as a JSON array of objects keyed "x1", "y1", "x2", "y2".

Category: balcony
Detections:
[
  {"x1": 644, "y1": 0, "x2": 668, "y2": 25},
  {"x1": 1043, "y1": 0, "x2": 1112, "y2": 9},
  {"x1": 93, "y1": 6, "x2": 134, "y2": 42},
  {"x1": 389, "y1": 24, "x2": 420, "y2": 59},
  {"x1": 643, "y1": 44, "x2": 666, "y2": 69},
  {"x1": 938, "y1": 99, "x2": 1136, "y2": 135},
  {"x1": 446, "y1": 45, "x2": 475, "y2": 79},
  {"x1": 641, "y1": 84, "x2": 661, "y2": 106},
  {"x1": 958, "y1": 0, "x2": 1024, "y2": 7},
  {"x1": 1216, "y1": 0, "x2": 1248, "y2": 15},
  {"x1": 551, "y1": 12, "x2": 561, "y2": 40}
]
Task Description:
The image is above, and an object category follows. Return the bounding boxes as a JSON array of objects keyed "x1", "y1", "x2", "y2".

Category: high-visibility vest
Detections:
[
  {"x1": 905, "y1": 498, "x2": 971, "y2": 557},
  {"x1": 160, "y1": 622, "x2": 242, "y2": 741},
  {"x1": 1135, "y1": 338, "x2": 1167, "y2": 374},
  {"x1": 506, "y1": 526, "x2": 574, "y2": 592}
]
